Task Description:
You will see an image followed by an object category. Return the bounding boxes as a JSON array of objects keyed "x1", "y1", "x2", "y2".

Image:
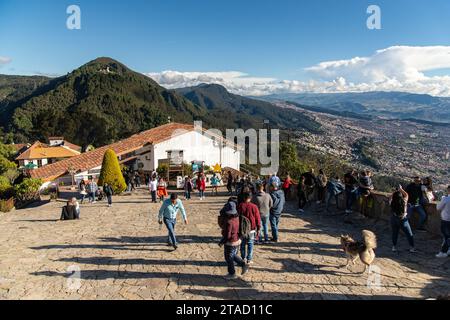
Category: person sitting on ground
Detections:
[
  {"x1": 325, "y1": 176, "x2": 344, "y2": 212},
  {"x1": 421, "y1": 177, "x2": 436, "y2": 204},
  {"x1": 436, "y1": 185, "x2": 450, "y2": 258},
  {"x1": 218, "y1": 197, "x2": 249, "y2": 279},
  {"x1": 238, "y1": 192, "x2": 261, "y2": 264},
  {"x1": 158, "y1": 193, "x2": 188, "y2": 250},
  {"x1": 297, "y1": 176, "x2": 307, "y2": 213},
  {"x1": 252, "y1": 183, "x2": 273, "y2": 244},
  {"x1": 406, "y1": 176, "x2": 428, "y2": 232},
  {"x1": 71, "y1": 197, "x2": 80, "y2": 219},
  {"x1": 390, "y1": 185, "x2": 416, "y2": 253},
  {"x1": 60, "y1": 200, "x2": 78, "y2": 221}
]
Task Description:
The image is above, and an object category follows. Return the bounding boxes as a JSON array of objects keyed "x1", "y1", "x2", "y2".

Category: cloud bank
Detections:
[{"x1": 146, "y1": 46, "x2": 450, "y2": 97}]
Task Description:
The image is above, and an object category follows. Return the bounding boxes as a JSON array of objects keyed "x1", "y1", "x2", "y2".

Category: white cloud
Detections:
[
  {"x1": 0, "y1": 56, "x2": 12, "y2": 66},
  {"x1": 145, "y1": 46, "x2": 450, "y2": 97}
]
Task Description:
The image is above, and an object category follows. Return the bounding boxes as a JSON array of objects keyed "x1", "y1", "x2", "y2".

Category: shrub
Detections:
[
  {"x1": 98, "y1": 149, "x2": 127, "y2": 194},
  {"x1": 0, "y1": 198, "x2": 14, "y2": 213},
  {"x1": 0, "y1": 176, "x2": 14, "y2": 200},
  {"x1": 14, "y1": 178, "x2": 42, "y2": 203},
  {"x1": 157, "y1": 164, "x2": 169, "y2": 178}
]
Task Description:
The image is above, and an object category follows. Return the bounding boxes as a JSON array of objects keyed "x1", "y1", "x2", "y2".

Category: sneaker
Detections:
[
  {"x1": 298, "y1": 209, "x2": 305, "y2": 213},
  {"x1": 242, "y1": 263, "x2": 250, "y2": 276},
  {"x1": 246, "y1": 260, "x2": 254, "y2": 265},
  {"x1": 416, "y1": 227, "x2": 427, "y2": 233},
  {"x1": 436, "y1": 252, "x2": 448, "y2": 258},
  {"x1": 225, "y1": 274, "x2": 238, "y2": 280},
  {"x1": 392, "y1": 246, "x2": 397, "y2": 252},
  {"x1": 316, "y1": 201, "x2": 321, "y2": 204},
  {"x1": 409, "y1": 248, "x2": 417, "y2": 253},
  {"x1": 173, "y1": 244, "x2": 178, "y2": 250}
]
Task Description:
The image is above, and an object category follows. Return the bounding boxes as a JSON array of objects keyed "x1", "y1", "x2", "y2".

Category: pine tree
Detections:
[{"x1": 98, "y1": 149, "x2": 127, "y2": 193}]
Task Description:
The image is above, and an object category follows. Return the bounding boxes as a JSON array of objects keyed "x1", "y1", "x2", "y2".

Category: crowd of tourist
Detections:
[{"x1": 67, "y1": 166, "x2": 450, "y2": 278}]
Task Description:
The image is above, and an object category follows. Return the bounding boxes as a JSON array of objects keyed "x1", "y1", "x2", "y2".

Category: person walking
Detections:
[
  {"x1": 436, "y1": 185, "x2": 450, "y2": 258},
  {"x1": 282, "y1": 175, "x2": 293, "y2": 200},
  {"x1": 390, "y1": 185, "x2": 416, "y2": 253},
  {"x1": 218, "y1": 197, "x2": 249, "y2": 279},
  {"x1": 252, "y1": 184, "x2": 273, "y2": 243},
  {"x1": 103, "y1": 182, "x2": 114, "y2": 207},
  {"x1": 87, "y1": 177, "x2": 98, "y2": 204},
  {"x1": 149, "y1": 176, "x2": 158, "y2": 203},
  {"x1": 302, "y1": 169, "x2": 317, "y2": 205},
  {"x1": 226, "y1": 171, "x2": 234, "y2": 195},
  {"x1": 184, "y1": 176, "x2": 193, "y2": 200},
  {"x1": 316, "y1": 169, "x2": 328, "y2": 204},
  {"x1": 238, "y1": 193, "x2": 261, "y2": 264},
  {"x1": 157, "y1": 178, "x2": 169, "y2": 202},
  {"x1": 197, "y1": 172, "x2": 206, "y2": 200},
  {"x1": 344, "y1": 170, "x2": 359, "y2": 214},
  {"x1": 158, "y1": 194, "x2": 188, "y2": 250},
  {"x1": 79, "y1": 180, "x2": 87, "y2": 204},
  {"x1": 269, "y1": 182, "x2": 286, "y2": 242},
  {"x1": 297, "y1": 176, "x2": 307, "y2": 213},
  {"x1": 406, "y1": 177, "x2": 428, "y2": 232},
  {"x1": 211, "y1": 173, "x2": 221, "y2": 196}
]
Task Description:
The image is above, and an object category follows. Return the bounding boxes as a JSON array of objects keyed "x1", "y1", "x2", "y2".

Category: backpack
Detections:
[
  {"x1": 218, "y1": 214, "x2": 227, "y2": 229},
  {"x1": 239, "y1": 214, "x2": 252, "y2": 239}
]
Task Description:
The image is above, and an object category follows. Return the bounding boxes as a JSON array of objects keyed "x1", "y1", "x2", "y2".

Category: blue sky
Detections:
[{"x1": 1, "y1": 0, "x2": 450, "y2": 95}]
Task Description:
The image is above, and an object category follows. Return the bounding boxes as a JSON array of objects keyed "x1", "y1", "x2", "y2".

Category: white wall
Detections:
[{"x1": 152, "y1": 131, "x2": 240, "y2": 171}]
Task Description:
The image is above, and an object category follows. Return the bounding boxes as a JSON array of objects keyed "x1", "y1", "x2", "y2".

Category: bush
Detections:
[
  {"x1": 0, "y1": 198, "x2": 14, "y2": 213},
  {"x1": 0, "y1": 176, "x2": 14, "y2": 200},
  {"x1": 14, "y1": 178, "x2": 42, "y2": 203},
  {"x1": 157, "y1": 164, "x2": 168, "y2": 178},
  {"x1": 98, "y1": 149, "x2": 127, "y2": 194}
]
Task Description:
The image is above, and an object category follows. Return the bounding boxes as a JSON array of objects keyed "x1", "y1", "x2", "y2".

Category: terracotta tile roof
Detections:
[
  {"x1": 30, "y1": 123, "x2": 195, "y2": 181},
  {"x1": 9, "y1": 143, "x2": 30, "y2": 153},
  {"x1": 62, "y1": 141, "x2": 82, "y2": 152}
]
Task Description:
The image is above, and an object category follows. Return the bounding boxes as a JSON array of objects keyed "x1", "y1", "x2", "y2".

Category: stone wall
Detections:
[{"x1": 290, "y1": 185, "x2": 442, "y2": 236}]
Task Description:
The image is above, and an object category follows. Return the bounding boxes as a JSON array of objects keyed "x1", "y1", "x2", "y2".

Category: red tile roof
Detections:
[{"x1": 30, "y1": 123, "x2": 195, "y2": 181}]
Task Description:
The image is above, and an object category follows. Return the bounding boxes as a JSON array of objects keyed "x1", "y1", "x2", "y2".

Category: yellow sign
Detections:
[{"x1": 213, "y1": 163, "x2": 222, "y2": 173}]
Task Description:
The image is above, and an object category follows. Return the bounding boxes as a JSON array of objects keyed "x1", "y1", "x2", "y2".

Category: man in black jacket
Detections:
[
  {"x1": 405, "y1": 177, "x2": 427, "y2": 232},
  {"x1": 103, "y1": 183, "x2": 114, "y2": 207}
]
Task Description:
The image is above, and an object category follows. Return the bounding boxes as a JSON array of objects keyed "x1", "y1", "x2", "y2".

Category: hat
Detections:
[{"x1": 223, "y1": 201, "x2": 238, "y2": 215}]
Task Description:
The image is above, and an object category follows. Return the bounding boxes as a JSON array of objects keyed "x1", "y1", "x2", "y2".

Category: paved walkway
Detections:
[{"x1": 0, "y1": 189, "x2": 449, "y2": 300}]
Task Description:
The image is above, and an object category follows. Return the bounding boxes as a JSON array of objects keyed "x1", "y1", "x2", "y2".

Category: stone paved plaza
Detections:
[{"x1": 0, "y1": 188, "x2": 449, "y2": 300}]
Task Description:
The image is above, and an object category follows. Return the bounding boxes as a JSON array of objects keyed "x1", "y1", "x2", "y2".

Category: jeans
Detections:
[
  {"x1": 107, "y1": 195, "x2": 112, "y2": 205},
  {"x1": 224, "y1": 245, "x2": 246, "y2": 276},
  {"x1": 199, "y1": 190, "x2": 205, "y2": 198},
  {"x1": 164, "y1": 218, "x2": 177, "y2": 246},
  {"x1": 440, "y1": 220, "x2": 450, "y2": 253},
  {"x1": 184, "y1": 190, "x2": 191, "y2": 199},
  {"x1": 241, "y1": 231, "x2": 256, "y2": 261},
  {"x1": 298, "y1": 191, "x2": 307, "y2": 209},
  {"x1": 269, "y1": 214, "x2": 280, "y2": 241},
  {"x1": 345, "y1": 187, "x2": 357, "y2": 211},
  {"x1": 80, "y1": 193, "x2": 86, "y2": 204},
  {"x1": 325, "y1": 192, "x2": 339, "y2": 211},
  {"x1": 88, "y1": 192, "x2": 96, "y2": 203},
  {"x1": 151, "y1": 191, "x2": 157, "y2": 203},
  {"x1": 407, "y1": 204, "x2": 427, "y2": 229},
  {"x1": 391, "y1": 215, "x2": 414, "y2": 247},
  {"x1": 260, "y1": 215, "x2": 270, "y2": 241},
  {"x1": 317, "y1": 186, "x2": 326, "y2": 202}
]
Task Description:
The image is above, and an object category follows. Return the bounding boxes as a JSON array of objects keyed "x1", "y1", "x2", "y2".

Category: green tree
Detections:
[
  {"x1": 279, "y1": 142, "x2": 308, "y2": 180},
  {"x1": 0, "y1": 143, "x2": 17, "y2": 175},
  {"x1": 98, "y1": 149, "x2": 127, "y2": 193}
]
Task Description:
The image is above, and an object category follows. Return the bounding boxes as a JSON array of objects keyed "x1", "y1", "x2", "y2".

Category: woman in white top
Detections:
[
  {"x1": 421, "y1": 177, "x2": 435, "y2": 204},
  {"x1": 436, "y1": 185, "x2": 450, "y2": 258}
]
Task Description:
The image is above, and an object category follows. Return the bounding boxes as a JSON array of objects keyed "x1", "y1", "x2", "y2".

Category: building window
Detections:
[{"x1": 37, "y1": 160, "x2": 43, "y2": 167}]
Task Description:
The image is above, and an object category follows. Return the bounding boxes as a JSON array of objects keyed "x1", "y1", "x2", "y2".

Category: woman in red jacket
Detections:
[{"x1": 197, "y1": 172, "x2": 206, "y2": 200}]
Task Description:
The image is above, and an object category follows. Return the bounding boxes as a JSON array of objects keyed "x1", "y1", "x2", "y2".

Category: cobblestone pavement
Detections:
[{"x1": 0, "y1": 189, "x2": 449, "y2": 300}]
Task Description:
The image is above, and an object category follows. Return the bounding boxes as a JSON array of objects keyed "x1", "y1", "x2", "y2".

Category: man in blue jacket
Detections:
[
  {"x1": 158, "y1": 193, "x2": 188, "y2": 250},
  {"x1": 269, "y1": 182, "x2": 286, "y2": 242}
]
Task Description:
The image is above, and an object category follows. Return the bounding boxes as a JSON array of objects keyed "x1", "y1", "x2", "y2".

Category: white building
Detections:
[{"x1": 30, "y1": 122, "x2": 241, "y2": 185}]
